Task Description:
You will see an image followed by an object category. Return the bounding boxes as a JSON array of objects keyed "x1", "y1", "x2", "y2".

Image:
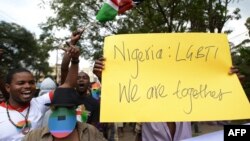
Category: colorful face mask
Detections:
[
  {"x1": 91, "y1": 82, "x2": 101, "y2": 100},
  {"x1": 48, "y1": 107, "x2": 76, "y2": 138}
]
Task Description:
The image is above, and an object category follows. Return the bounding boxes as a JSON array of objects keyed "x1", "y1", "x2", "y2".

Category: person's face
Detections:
[
  {"x1": 5, "y1": 72, "x2": 36, "y2": 106},
  {"x1": 76, "y1": 72, "x2": 90, "y2": 94}
]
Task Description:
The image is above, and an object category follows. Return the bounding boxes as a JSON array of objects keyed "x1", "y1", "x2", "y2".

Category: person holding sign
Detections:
[{"x1": 93, "y1": 57, "x2": 244, "y2": 141}]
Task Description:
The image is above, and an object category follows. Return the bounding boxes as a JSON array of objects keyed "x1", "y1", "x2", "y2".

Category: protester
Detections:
[
  {"x1": 93, "y1": 57, "x2": 244, "y2": 141},
  {"x1": 61, "y1": 29, "x2": 101, "y2": 127},
  {"x1": 38, "y1": 77, "x2": 57, "y2": 126},
  {"x1": 76, "y1": 71, "x2": 92, "y2": 96},
  {"x1": 0, "y1": 45, "x2": 80, "y2": 140},
  {"x1": 23, "y1": 46, "x2": 107, "y2": 140},
  {"x1": 38, "y1": 77, "x2": 57, "y2": 97},
  {"x1": 23, "y1": 88, "x2": 107, "y2": 141},
  {"x1": 60, "y1": 29, "x2": 117, "y2": 141},
  {"x1": 135, "y1": 122, "x2": 192, "y2": 141}
]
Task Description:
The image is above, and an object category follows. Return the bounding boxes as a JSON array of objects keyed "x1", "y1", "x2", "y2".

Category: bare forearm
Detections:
[
  {"x1": 64, "y1": 61, "x2": 79, "y2": 87},
  {"x1": 60, "y1": 29, "x2": 82, "y2": 88},
  {"x1": 61, "y1": 52, "x2": 71, "y2": 84},
  {"x1": 62, "y1": 58, "x2": 79, "y2": 87}
]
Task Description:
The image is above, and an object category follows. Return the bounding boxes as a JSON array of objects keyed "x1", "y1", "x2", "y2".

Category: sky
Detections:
[
  {"x1": 0, "y1": 0, "x2": 92, "y2": 69},
  {"x1": 225, "y1": 0, "x2": 250, "y2": 45},
  {"x1": 0, "y1": 0, "x2": 249, "y2": 67}
]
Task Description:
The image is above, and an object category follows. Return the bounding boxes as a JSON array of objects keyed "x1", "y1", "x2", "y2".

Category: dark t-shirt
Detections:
[{"x1": 81, "y1": 95, "x2": 100, "y2": 124}]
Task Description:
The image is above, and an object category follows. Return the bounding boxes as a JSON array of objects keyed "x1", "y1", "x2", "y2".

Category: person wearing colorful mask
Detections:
[
  {"x1": 38, "y1": 77, "x2": 57, "y2": 127},
  {"x1": 22, "y1": 88, "x2": 107, "y2": 141}
]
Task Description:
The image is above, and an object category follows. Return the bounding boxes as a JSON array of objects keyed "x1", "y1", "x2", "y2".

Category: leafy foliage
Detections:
[
  {"x1": 0, "y1": 21, "x2": 52, "y2": 80},
  {"x1": 231, "y1": 17, "x2": 250, "y2": 100},
  {"x1": 40, "y1": 0, "x2": 241, "y2": 60}
]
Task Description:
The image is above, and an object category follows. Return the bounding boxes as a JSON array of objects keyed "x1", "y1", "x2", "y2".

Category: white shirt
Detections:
[
  {"x1": 0, "y1": 93, "x2": 51, "y2": 141},
  {"x1": 142, "y1": 122, "x2": 192, "y2": 141}
]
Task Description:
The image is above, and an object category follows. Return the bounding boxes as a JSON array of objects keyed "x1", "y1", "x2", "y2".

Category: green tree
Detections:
[
  {"x1": 231, "y1": 17, "x2": 250, "y2": 100},
  {"x1": 40, "y1": 0, "x2": 241, "y2": 59},
  {"x1": 0, "y1": 21, "x2": 52, "y2": 80},
  {"x1": 245, "y1": 17, "x2": 250, "y2": 36}
]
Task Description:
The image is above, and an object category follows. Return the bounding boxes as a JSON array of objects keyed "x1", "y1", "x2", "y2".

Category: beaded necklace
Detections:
[{"x1": 6, "y1": 101, "x2": 31, "y2": 135}]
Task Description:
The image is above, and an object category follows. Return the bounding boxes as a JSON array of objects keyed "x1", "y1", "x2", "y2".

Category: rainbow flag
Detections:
[{"x1": 91, "y1": 82, "x2": 101, "y2": 100}]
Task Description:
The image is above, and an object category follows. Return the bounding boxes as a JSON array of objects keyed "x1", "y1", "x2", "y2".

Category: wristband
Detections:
[{"x1": 71, "y1": 59, "x2": 79, "y2": 64}]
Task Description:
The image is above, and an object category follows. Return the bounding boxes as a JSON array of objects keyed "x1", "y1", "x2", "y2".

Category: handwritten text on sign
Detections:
[{"x1": 101, "y1": 33, "x2": 250, "y2": 122}]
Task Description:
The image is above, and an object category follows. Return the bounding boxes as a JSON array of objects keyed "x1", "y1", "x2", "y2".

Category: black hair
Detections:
[
  {"x1": 5, "y1": 68, "x2": 32, "y2": 84},
  {"x1": 79, "y1": 71, "x2": 90, "y2": 80}
]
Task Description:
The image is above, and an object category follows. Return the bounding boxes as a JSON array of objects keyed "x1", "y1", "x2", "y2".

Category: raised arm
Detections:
[
  {"x1": 61, "y1": 29, "x2": 84, "y2": 84},
  {"x1": 60, "y1": 45, "x2": 80, "y2": 88}
]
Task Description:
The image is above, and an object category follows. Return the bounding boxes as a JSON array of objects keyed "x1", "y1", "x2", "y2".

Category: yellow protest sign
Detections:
[{"x1": 100, "y1": 33, "x2": 250, "y2": 122}]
